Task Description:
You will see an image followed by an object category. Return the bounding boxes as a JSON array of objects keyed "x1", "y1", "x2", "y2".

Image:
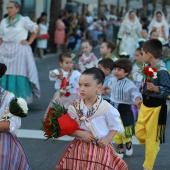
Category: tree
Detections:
[
  {"x1": 152, "y1": 0, "x2": 157, "y2": 14},
  {"x1": 126, "y1": 0, "x2": 130, "y2": 12},
  {"x1": 48, "y1": 0, "x2": 62, "y2": 52},
  {"x1": 0, "y1": 0, "x2": 3, "y2": 21},
  {"x1": 142, "y1": 0, "x2": 147, "y2": 17},
  {"x1": 98, "y1": 0, "x2": 105, "y2": 18},
  {"x1": 162, "y1": 0, "x2": 167, "y2": 16}
]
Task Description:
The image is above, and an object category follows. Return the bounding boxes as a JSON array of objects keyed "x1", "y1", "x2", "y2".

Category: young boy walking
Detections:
[{"x1": 135, "y1": 39, "x2": 170, "y2": 170}]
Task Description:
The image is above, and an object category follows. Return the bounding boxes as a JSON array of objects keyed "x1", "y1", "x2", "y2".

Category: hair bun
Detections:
[{"x1": 0, "y1": 63, "x2": 7, "y2": 78}]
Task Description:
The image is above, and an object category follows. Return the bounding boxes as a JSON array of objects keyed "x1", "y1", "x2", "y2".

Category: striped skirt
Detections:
[
  {"x1": 56, "y1": 138, "x2": 128, "y2": 170},
  {"x1": 0, "y1": 42, "x2": 40, "y2": 103},
  {"x1": 0, "y1": 132, "x2": 31, "y2": 170}
]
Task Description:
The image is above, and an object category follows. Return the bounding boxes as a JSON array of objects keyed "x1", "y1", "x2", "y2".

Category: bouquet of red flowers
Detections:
[
  {"x1": 60, "y1": 77, "x2": 73, "y2": 97},
  {"x1": 41, "y1": 101, "x2": 80, "y2": 140},
  {"x1": 141, "y1": 65, "x2": 159, "y2": 99},
  {"x1": 141, "y1": 65, "x2": 159, "y2": 82}
]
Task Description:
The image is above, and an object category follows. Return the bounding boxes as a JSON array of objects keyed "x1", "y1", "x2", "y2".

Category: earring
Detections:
[{"x1": 97, "y1": 92, "x2": 101, "y2": 95}]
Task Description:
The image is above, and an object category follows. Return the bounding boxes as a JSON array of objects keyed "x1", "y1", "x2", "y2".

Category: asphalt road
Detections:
[{"x1": 19, "y1": 50, "x2": 170, "y2": 170}]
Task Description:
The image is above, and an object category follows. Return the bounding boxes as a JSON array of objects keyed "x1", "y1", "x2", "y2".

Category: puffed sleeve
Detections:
[
  {"x1": 9, "y1": 115, "x2": 21, "y2": 132},
  {"x1": 105, "y1": 108, "x2": 124, "y2": 133},
  {"x1": 24, "y1": 16, "x2": 38, "y2": 33},
  {"x1": 3, "y1": 93, "x2": 21, "y2": 132}
]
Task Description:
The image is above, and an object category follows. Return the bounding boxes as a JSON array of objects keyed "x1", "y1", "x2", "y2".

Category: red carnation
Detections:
[
  {"x1": 61, "y1": 77, "x2": 68, "y2": 90},
  {"x1": 64, "y1": 91, "x2": 70, "y2": 97},
  {"x1": 45, "y1": 130, "x2": 52, "y2": 136},
  {"x1": 45, "y1": 122, "x2": 50, "y2": 128},
  {"x1": 47, "y1": 108, "x2": 54, "y2": 117}
]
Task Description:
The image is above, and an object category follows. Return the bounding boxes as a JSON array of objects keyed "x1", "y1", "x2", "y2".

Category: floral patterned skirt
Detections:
[{"x1": 56, "y1": 138, "x2": 128, "y2": 170}]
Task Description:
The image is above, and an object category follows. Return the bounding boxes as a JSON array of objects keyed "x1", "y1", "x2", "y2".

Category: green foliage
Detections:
[{"x1": 41, "y1": 101, "x2": 67, "y2": 140}]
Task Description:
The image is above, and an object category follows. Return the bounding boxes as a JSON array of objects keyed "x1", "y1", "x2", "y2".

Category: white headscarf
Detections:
[
  {"x1": 122, "y1": 10, "x2": 141, "y2": 26},
  {"x1": 148, "y1": 10, "x2": 169, "y2": 33}
]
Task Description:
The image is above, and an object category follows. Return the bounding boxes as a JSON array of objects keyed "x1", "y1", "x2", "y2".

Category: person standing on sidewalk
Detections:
[{"x1": 0, "y1": 1, "x2": 40, "y2": 103}]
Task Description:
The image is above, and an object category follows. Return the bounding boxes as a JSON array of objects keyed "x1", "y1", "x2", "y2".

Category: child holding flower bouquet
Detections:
[
  {"x1": 0, "y1": 63, "x2": 31, "y2": 169},
  {"x1": 135, "y1": 39, "x2": 170, "y2": 170},
  {"x1": 56, "y1": 67, "x2": 128, "y2": 170},
  {"x1": 47, "y1": 53, "x2": 81, "y2": 110}
]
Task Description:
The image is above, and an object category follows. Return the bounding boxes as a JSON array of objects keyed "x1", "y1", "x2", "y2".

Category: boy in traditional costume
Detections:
[{"x1": 135, "y1": 39, "x2": 170, "y2": 170}]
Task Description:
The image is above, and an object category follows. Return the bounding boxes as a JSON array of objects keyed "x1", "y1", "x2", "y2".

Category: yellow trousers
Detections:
[
  {"x1": 135, "y1": 104, "x2": 161, "y2": 170},
  {"x1": 114, "y1": 132, "x2": 131, "y2": 145}
]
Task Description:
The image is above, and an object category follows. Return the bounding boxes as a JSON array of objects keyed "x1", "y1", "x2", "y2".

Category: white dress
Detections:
[
  {"x1": 78, "y1": 53, "x2": 98, "y2": 72},
  {"x1": 0, "y1": 16, "x2": 40, "y2": 103},
  {"x1": 118, "y1": 13, "x2": 142, "y2": 61},
  {"x1": 37, "y1": 23, "x2": 48, "y2": 49},
  {"x1": 46, "y1": 69, "x2": 81, "y2": 110}
]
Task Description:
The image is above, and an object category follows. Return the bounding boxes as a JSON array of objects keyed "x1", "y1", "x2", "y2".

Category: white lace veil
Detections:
[
  {"x1": 122, "y1": 10, "x2": 141, "y2": 25},
  {"x1": 148, "y1": 10, "x2": 169, "y2": 29}
]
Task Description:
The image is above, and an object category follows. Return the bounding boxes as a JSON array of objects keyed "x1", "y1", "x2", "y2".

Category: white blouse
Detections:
[
  {"x1": 69, "y1": 105, "x2": 124, "y2": 139},
  {"x1": 49, "y1": 69, "x2": 81, "y2": 93},
  {"x1": 78, "y1": 53, "x2": 98, "y2": 72},
  {"x1": 0, "y1": 16, "x2": 38, "y2": 43},
  {"x1": 0, "y1": 93, "x2": 21, "y2": 132}
]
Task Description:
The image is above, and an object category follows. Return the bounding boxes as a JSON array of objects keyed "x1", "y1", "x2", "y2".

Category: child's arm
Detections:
[
  {"x1": 0, "y1": 121, "x2": 10, "y2": 131},
  {"x1": 135, "y1": 96, "x2": 142, "y2": 109},
  {"x1": 97, "y1": 130, "x2": 117, "y2": 147},
  {"x1": 146, "y1": 70, "x2": 170, "y2": 98},
  {"x1": 147, "y1": 82, "x2": 160, "y2": 93},
  {"x1": 49, "y1": 69, "x2": 62, "y2": 80},
  {"x1": 102, "y1": 86, "x2": 111, "y2": 95},
  {"x1": 69, "y1": 130, "x2": 96, "y2": 142}
]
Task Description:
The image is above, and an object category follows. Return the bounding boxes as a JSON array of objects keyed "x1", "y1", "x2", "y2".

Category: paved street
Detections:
[{"x1": 18, "y1": 49, "x2": 170, "y2": 170}]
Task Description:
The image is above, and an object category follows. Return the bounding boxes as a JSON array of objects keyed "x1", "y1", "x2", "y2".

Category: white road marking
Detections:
[{"x1": 17, "y1": 129, "x2": 139, "y2": 144}]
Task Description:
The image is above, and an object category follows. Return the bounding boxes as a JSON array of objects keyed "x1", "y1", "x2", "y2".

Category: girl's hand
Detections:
[
  {"x1": 21, "y1": 40, "x2": 30, "y2": 45},
  {"x1": 97, "y1": 137, "x2": 110, "y2": 147},
  {"x1": 79, "y1": 131, "x2": 96, "y2": 142}
]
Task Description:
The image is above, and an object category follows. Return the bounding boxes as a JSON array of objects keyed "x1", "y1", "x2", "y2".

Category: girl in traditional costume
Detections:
[
  {"x1": 0, "y1": 63, "x2": 31, "y2": 170},
  {"x1": 47, "y1": 53, "x2": 81, "y2": 110},
  {"x1": 78, "y1": 40, "x2": 98, "y2": 72},
  {"x1": 148, "y1": 11, "x2": 169, "y2": 43},
  {"x1": 135, "y1": 39, "x2": 170, "y2": 170},
  {"x1": 0, "y1": 1, "x2": 40, "y2": 103},
  {"x1": 56, "y1": 67, "x2": 128, "y2": 170}
]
